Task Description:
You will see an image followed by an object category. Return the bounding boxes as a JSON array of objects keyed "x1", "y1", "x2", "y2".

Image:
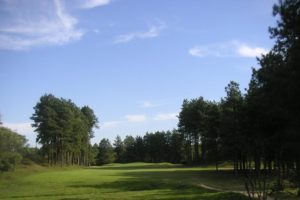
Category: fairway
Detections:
[{"x1": 0, "y1": 163, "x2": 247, "y2": 200}]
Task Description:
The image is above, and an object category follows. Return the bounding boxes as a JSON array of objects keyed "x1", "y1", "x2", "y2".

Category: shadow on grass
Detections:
[
  {"x1": 90, "y1": 163, "x2": 184, "y2": 170},
  {"x1": 8, "y1": 193, "x2": 89, "y2": 199},
  {"x1": 69, "y1": 180, "x2": 246, "y2": 200},
  {"x1": 70, "y1": 179, "x2": 192, "y2": 191},
  {"x1": 69, "y1": 169, "x2": 247, "y2": 200}
]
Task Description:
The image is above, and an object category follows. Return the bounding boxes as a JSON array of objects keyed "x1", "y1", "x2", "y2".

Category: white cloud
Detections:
[
  {"x1": 102, "y1": 114, "x2": 148, "y2": 129},
  {"x1": 114, "y1": 22, "x2": 165, "y2": 44},
  {"x1": 125, "y1": 115, "x2": 147, "y2": 122},
  {"x1": 153, "y1": 113, "x2": 178, "y2": 121},
  {"x1": 102, "y1": 120, "x2": 122, "y2": 128},
  {"x1": 188, "y1": 41, "x2": 269, "y2": 58},
  {"x1": 2, "y1": 122, "x2": 33, "y2": 133},
  {"x1": 189, "y1": 47, "x2": 205, "y2": 57},
  {"x1": 80, "y1": 0, "x2": 111, "y2": 9},
  {"x1": 237, "y1": 45, "x2": 268, "y2": 58},
  {"x1": 0, "y1": 0, "x2": 84, "y2": 50},
  {"x1": 1, "y1": 122, "x2": 37, "y2": 146},
  {"x1": 188, "y1": 43, "x2": 231, "y2": 58},
  {"x1": 141, "y1": 101, "x2": 160, "y2": 108}
]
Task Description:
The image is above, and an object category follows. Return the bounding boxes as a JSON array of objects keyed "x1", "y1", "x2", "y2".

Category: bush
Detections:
[
  {"x1": 0, "y1": 127, "x2": 26, "y2": 173},
  {"x1": 0, "y1": 152, "x2": 22, "y2": 172}
]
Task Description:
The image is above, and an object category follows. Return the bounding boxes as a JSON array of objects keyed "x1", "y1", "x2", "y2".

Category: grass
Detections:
[{"x1": 0, "y1": 162, "x2": 288, "y2": 200}]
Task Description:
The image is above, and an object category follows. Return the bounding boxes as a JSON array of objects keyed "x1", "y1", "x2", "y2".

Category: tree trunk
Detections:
[
  {"x1": 194, "y1": 133, "x2": 199, "y2": 163},
  {"x1": 61, "y1": 141, "x2": 63, "y2": 168},
  {"x1": 255, "y1": 155, "x2": 261, "y2": 173},
  {"x1": 242, "y1": 157, "x2": 246, "y2": 172}
]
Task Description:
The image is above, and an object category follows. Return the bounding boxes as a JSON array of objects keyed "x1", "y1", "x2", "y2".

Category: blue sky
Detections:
[{"x1": 0, "y1": 0, "x2": 277, "y2": 146}]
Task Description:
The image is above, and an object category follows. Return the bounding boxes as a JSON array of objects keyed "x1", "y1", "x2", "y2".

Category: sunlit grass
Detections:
[{"x1": 0, "y1": 162, "x2": 251, "y2": 200}]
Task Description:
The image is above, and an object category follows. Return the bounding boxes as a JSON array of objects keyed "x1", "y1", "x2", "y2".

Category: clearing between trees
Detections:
[
  {"x1": 1, "y1": 162, "x2": 299, "y2": 200},
  {"x1": 0, "y1": 162, "x2": 248, "y2": 200}
]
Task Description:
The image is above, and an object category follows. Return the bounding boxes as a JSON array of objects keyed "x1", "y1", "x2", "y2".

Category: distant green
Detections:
[{"x1": 0, "y1": 163, "x2": 249, "y2": 200}]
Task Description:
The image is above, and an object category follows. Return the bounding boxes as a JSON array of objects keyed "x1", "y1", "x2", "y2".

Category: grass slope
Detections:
[{"x1": 0, "y1": 163, "x2": 248, "y2": 200}]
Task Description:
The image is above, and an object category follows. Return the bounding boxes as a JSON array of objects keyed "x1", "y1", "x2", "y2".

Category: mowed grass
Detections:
[{"x1": 0, "y1": 162, "x2": 248, "y2": 200}]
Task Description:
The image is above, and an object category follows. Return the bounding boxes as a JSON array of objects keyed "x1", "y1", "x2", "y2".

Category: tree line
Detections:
[
  {"x1": 93, "y1": 130, "x2": 184, "y2": 165},
  {"x1": 1, "y1": 0, "x2": 299, "y2": 195},
  {"x1": 31, "y1": 94, "x2": 98, "y2": 166},
  {"x1": 179, "y1": 0, "x2": 300, "y2": 194},
  {"x1": 94, "y1": 0, "x2": 300, "y2": 194}
]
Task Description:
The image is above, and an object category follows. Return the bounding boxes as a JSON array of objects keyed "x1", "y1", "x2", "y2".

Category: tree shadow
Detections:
[
  {"x1": 68, "y1": 169, "x2": 247, "y2": 200},
  {"x1": 89, "y1": 163, "x2": 184, "y2": 170}
]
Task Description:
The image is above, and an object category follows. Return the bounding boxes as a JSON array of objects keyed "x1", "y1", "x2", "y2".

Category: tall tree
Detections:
[
  {"x1": 203, "y1": 101, "x2": 221, "y2": 170},
  {"x1": 81, "y1": 106, "x2": 99, "y2": 166},
  {"x1": 178, "y1": 97, "x2": 211, "y2": 163},
  {"x1": 144, "y1": 132, "x2": 167, "y2": 162},
  {"x1": 244, "y1": 0, "x2": 300, "y2": 193},
  {"x1": 113, "y1": 135, "x2": 124, "y2": 163},
  {"x1": 168, "y1": 129, "x2": 184, "y2": 163},
  {"x1": 89, "y1": 143, "x2": 99, "y2": 166},
  {"x1": 123, "y1": 135, "x2": 136, "y2": 162},
  {"x1": 220, "y1": 81, "x2": 245, "y2": 172},
  {"x1": 97, "y1": 139, "x2": 115, "y2": 165},
  {"x1": 134, "y1": 136, "x2": 145, "y2": 162},
  {"x1": 31, "y1": 94, "x2": 98, "y2": 166}
]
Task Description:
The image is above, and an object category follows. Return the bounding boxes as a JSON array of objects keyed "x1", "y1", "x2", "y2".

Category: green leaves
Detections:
[
  {"x1": 0, "y1": 127, "x2": 26, "y2": 172},
  {"x1": 31, "y1": 94, "x2": 99, "y2": 166},
  {"x1": 97, "y1": 139, "x2": 115, "y2": 165},
  {"x1": 178, "y1": 97, "x2": 221, "y2": 164}
]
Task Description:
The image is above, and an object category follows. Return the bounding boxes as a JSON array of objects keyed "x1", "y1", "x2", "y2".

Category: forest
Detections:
[{"x1": 0, "y1": 0, "x2": 300, "y2": 199}]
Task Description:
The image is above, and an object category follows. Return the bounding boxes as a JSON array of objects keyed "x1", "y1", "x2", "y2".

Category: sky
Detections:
[{"x1": 0, "y1": 0, "x2": 278, "y2": 146}]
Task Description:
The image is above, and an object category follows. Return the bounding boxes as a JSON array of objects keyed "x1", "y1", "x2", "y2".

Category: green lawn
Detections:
[{"x1": 0, "y1": 162, "x2": 255, "y2": 200}]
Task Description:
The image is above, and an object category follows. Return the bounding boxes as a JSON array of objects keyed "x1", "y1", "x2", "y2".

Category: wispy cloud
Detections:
[
  {"x1": 101, "y1": 111, "x2": 178, "y2": 130},
  {"x1": 2, "y1": 122, "x2": 34, "y2": 133},
  {"x1": 153, "y1": 113, "x2": 178, "y2": 121},
  {"x1": 188, "y1": 41, "x2": 269, "y2": 58},
  {"x1": 80, "y1": 0, "x2": 111, "y2": 9},
  {"x1": 189, "y1": 47, "x2": 206, "y2": 57},
  {"x1": 0, "y1": 0, "x2": 84, "y2": 50},
  {"x1": 102, "y1": 114, "x2": 148, "y2": 129},
  {"x1": 237, "y1": 44, "x2": 268, "y2": 58},
  {"x1": 102, "y1": 120, "x2": 122, "y2": 128},
  {"x1": 114, "y1": 22, "x2": 165, "y2": 44},
  {"x1": 140, "y1": 101, "x2": 160, "y2": 108},
  {"x1": 125, "y1": 115, "x2": 147, "y2": 122},
  {"x1": 2, "y1": 122, "x2": 37, "y2": 146}
]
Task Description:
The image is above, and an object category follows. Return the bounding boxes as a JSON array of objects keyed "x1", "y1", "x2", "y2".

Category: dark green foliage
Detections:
[
  {"x1": 97, "y1": 139, "x2": 115, "y2": 165},
  {"x1": 22, "y1": 147, "x2": 44, "y2": 164},
  {"x1": 89, "y1": 143, "x2": 99, "y2": 165},
  {"x1": 144, "y1": 132, "x2": 167, "y2": 162},
  {"x1": 123, "y1": 135, "x2": 137, "y2": 162},
  {"x1": 0, "y1": 152, "x2": 22, "y2": 172},
  {"x1": 108, "y1": 130, "x2": 185, "y2": 164},
  {"x1": 31, "y1": 94, "x2": 98, "y2": 166},
  {"x1": 178, "y1": 98, "x2": 205, "y2": 163},
  {"x1": 167, "y1": 130, "x2": 185, "y2": 163},
  {"x1": 178, "y1": 98, "x2": 221, "y2": 165},
  {"x1": 113, "y1": 135, "x2": 124, "y2": 163},
  {"x1": 134, "y1": 136, "x2": 146, "y2": 161},
  {"x1": 176, "y1": 2, "x2": 300, "y2": 194},
  {"x1": 220, "y1": 81, "x2": 246, "y2": 172},
  {"x1": 0, "y1": 127, "x2": 26, "y2": 172},
  {"x1": 239, "y1": 0, "x2": 300, "y2": 195}
]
